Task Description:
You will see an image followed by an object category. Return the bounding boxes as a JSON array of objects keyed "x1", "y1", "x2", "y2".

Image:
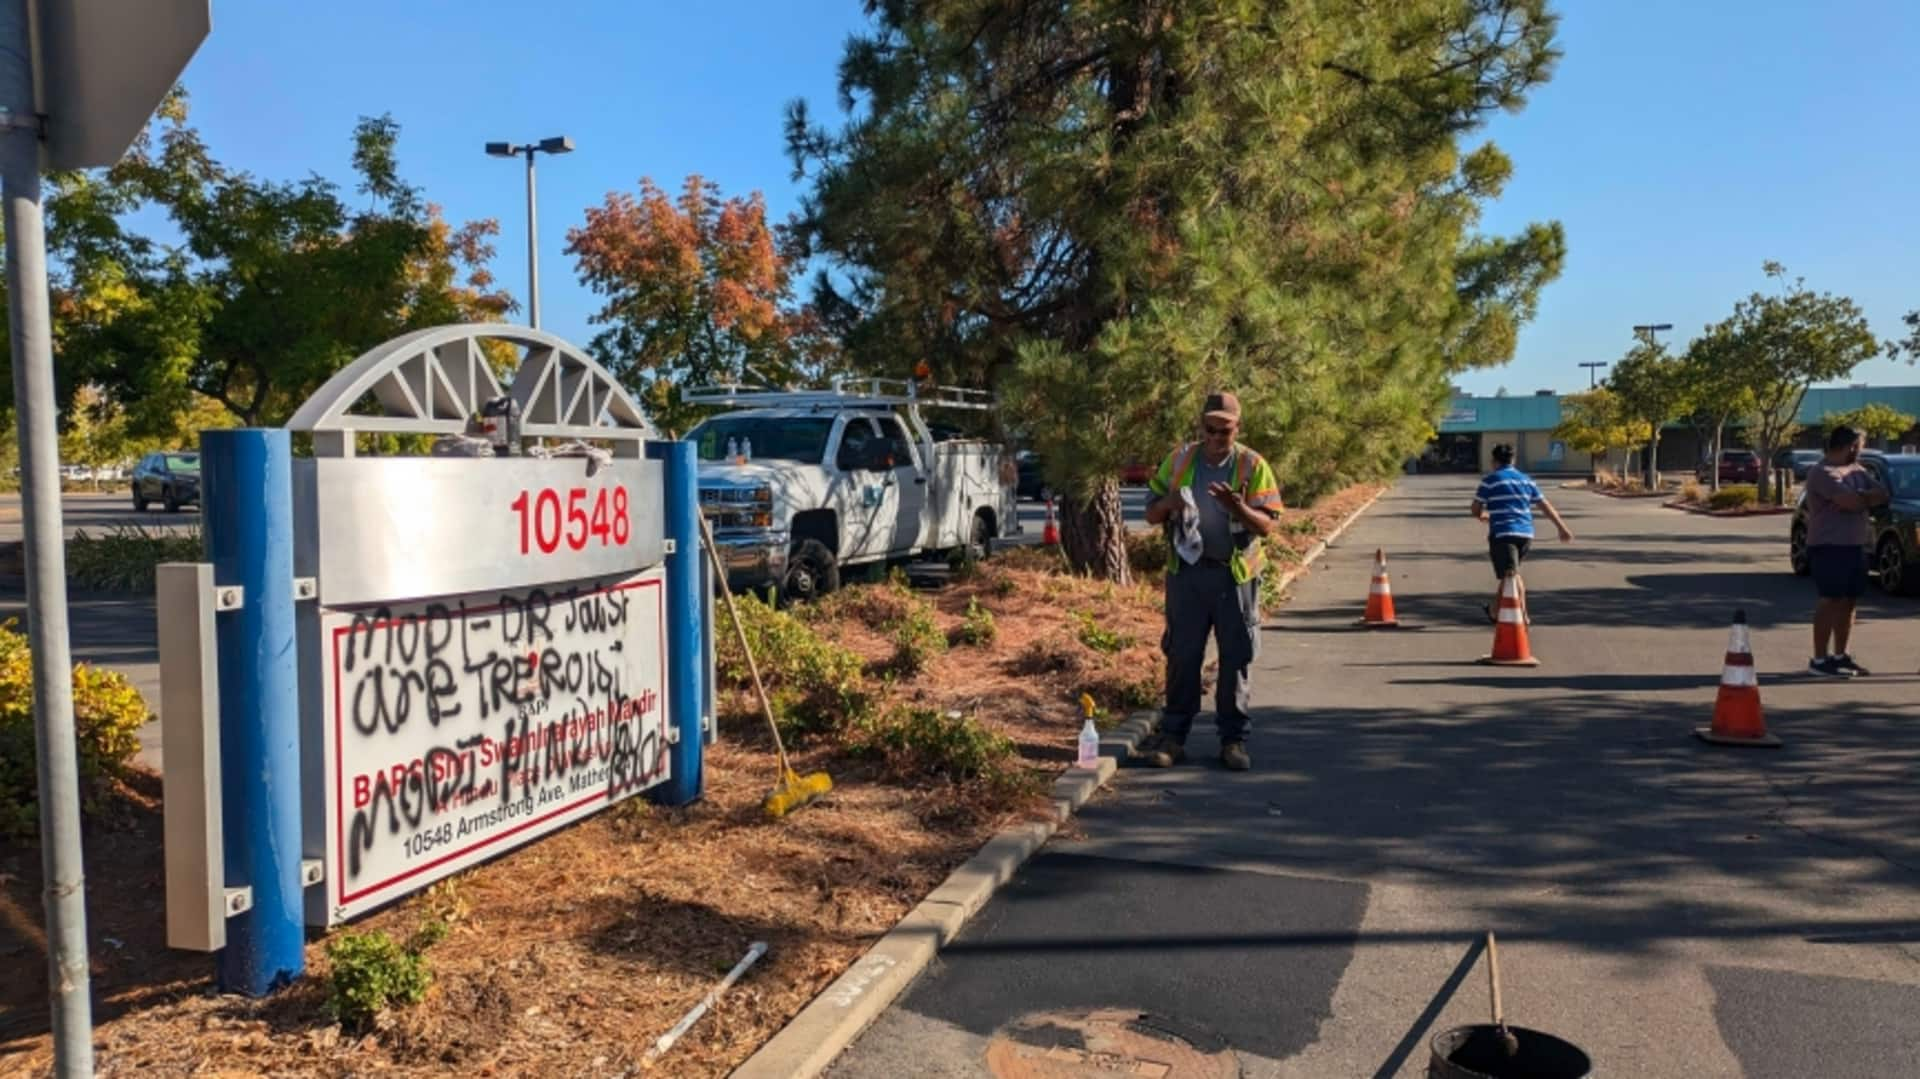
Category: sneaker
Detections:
[
  {"x1": 1137, "y1": 734, "x2": 1186, "y2": 768},
  {"x1": 1221, "y1": 742, "x2": 1251, "y2": 771},
  {"x1": 1808, "y1": 656, "x2": 1854, "y2": 678},
  {"x1": 1833, "y1": 654, "x2": 1872, "y2": 677},
  {"x1": 1482, "y1": 604, "x2": 1496, "y2": 625}
]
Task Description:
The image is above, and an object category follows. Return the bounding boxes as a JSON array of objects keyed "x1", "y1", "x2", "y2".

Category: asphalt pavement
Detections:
[
  {"x1": 829, "y1": 476, "x2": 1920, "y2": 1078},
  {"x1": 0, "y1": 490, "x2": 198, "y2": 541}
]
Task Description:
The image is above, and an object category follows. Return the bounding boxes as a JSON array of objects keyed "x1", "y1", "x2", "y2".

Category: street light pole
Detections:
[
  {"x1": 523, "y1": 148, "x2": 539, "y2": 328},
  {"x1": 1631, "y1": 322, "x2": 1673, "y2": 347},
  {"x1": 487, "y1": 136, "x2": 574, "y2": 330},
  {"x1": 1, "y1": 3, "x2": 94, "y2": 1073},
  {"x1": 1579, "y1": 361, "x2": 1608, "y2": 388}
]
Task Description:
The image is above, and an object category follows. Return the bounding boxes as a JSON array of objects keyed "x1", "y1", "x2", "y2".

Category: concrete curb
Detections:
[
  {"x1": 730, "y1": 488, "x2": 1388, "y2": 1079},
  {"x1": 729, "y1": 712, "x2": 1156, "y2": 1079}
]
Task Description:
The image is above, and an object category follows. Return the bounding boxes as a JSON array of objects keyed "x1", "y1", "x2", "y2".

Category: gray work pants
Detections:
[{"x1": 1161, "y1": 561, "x2": 1260, "y2": 744}]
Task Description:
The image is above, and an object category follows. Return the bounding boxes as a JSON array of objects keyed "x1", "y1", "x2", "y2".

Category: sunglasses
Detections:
[{"x1": 1203, "y1": 424, "x2": 1234, "y2": 436}]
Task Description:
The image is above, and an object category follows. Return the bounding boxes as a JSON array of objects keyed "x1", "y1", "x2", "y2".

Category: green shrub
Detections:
[
  {"x1": 852, "y1": 706, "x2": 1030, "y2": 791},
  {"x1": 954, "y1": 597, "x2": 997, "y2": 646},
  {"x1": 1709, "y1": 484, "x2": 1759, "y2": 510},
  {"x1": 1125, "y1": 529, "x2": 1169, "y2": 577},
  {"x1": 1074, "y1": 611, "x2": 1132, "y2": 654},
  {"x1": 66, "y1": 524, "x2": 203, "y2": 593},
  {"x1": 716, "y1": 594, "x2": 874, "y2": 739},
  {"x1": 0, "y1": 620, "x2": 149, "y2": 836},
  {"x1": 325, "y1": 925, "x2": 440, "y2": 1030},
  {"x1": 888, "y1": 598, "x2": 948, "y2": 675}
]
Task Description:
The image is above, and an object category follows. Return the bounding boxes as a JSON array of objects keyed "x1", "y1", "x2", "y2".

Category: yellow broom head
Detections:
[{"x1": 763, "y1": 768, "x2": 833, "y2": 818}]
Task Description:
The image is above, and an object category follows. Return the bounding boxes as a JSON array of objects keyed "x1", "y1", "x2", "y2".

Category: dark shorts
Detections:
[
  {"x1": 1488, "y1": 536, "x2": 1532, "y2": 579},
  {"x1": 1809, "y1": 545, "x2": 1869, "y2": 600}
]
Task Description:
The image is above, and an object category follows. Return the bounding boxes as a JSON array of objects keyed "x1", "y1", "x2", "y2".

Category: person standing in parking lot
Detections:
[
  {"x1": 1804, "y1": 425, "x2": 1889, "y2": 677},
  {"x1": 1138, "y1": 391, "x2": 1283, "y2": 772}
]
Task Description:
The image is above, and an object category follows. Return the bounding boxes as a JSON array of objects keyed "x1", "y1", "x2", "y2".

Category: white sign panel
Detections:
[
  {"x1": 294, "y1": 457, "x2": 667, "y2": 608},
  {"x1": 320, "y1": 569, "x2": 669, "y2": 922}
]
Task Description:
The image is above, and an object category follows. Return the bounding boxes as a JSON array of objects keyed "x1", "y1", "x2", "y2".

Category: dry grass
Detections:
[{"x1": 0, "y1": 482, "x2": 1382, "y2": 1077}]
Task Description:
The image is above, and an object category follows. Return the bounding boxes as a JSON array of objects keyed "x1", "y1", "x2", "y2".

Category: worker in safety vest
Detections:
[{"x1": 1139, "y1": 391, "x2": 1282, "y2": 771}]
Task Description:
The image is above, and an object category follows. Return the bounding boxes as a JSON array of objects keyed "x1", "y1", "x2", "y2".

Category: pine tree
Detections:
[{"x1": 788, "y1": 0, "x2": 1566, "y2": 579}]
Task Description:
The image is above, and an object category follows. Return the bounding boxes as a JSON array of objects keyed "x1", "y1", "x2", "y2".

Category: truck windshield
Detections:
[{"x1": 689, "y1": 417, "x2": 834, "y2": 464}]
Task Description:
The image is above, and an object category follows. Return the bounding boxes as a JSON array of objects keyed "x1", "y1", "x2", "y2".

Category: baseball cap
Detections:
[{"x1": 1203, "y1": 392, "x2": 1241, "y2": 421}]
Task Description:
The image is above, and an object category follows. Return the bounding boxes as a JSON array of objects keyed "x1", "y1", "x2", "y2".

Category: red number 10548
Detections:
[{"x1": 510, "y1": 486, "x2": 631, "y2": 555}]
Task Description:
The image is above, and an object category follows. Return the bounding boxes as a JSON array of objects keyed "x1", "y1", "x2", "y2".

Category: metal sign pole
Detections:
[
  {"x1": 1, "y1": 1, "x2": 95, "y2": 1071},
  {"x1": 203, "y1": 429, "x2": 305, "y2": 993},
  {"x1": 647, "y1": 439, "x2": 704, "y2": 805}
]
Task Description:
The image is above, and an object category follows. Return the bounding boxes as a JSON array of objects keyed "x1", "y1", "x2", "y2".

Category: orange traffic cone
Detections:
[
  {"x1": 1477, "y1": 572, "x2": 1539, "y2": 667},
  {"x1": 1696, "y1": 610, "x2": 1781, "y2": 747},
  {"x1": 1041, "y1": 497, "x2": 1060, "y2": 546},
  {"x1": 1356, "y1": 548, "x2": 1399, "y2": 628}
]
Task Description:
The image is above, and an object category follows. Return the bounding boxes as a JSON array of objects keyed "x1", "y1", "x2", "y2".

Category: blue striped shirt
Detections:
[{"x1": 1475, "y1": 467, "x2": 1544, "y2": 539}]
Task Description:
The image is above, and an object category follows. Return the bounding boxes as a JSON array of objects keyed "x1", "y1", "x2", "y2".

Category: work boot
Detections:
[
  {"x1": 1221, "y1": 741, "x2": 1251, "y2": 771},
  {"x1": 1137, "y1": 733, "x2": 1186, "y2": 768}
]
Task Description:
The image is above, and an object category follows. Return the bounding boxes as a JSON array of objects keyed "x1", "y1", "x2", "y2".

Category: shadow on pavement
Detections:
[{"x1": 1075, "y1": 689, "x2": 1920, "y2": 935}]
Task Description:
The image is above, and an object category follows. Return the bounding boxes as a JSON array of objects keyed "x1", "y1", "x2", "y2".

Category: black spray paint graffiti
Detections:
[{"x1": 340, "y1": 583, "x2": 659, "y2": 883}]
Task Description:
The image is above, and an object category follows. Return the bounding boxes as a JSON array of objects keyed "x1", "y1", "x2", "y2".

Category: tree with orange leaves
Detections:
[{"x1": 567, "y1": 175, "x2": 829, "y2": 431}]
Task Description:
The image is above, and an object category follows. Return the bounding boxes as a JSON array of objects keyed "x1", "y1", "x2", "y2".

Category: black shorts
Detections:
[
  {"x1": 1809, "y1": 545, "x2": 1868, "y2": 600},
  {"x1": 1489, "y1": 536, "x2": 1532, "y2": 580}
]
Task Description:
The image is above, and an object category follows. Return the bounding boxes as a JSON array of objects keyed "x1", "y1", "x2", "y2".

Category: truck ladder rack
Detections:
[{"x1": 683, "y1": 377, "x2": 991, "y2": 411}]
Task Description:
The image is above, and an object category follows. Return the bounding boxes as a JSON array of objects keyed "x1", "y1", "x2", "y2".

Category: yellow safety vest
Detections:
[{"x1": 1157, "y1": 443, "x2": 1277, "y2": 582}]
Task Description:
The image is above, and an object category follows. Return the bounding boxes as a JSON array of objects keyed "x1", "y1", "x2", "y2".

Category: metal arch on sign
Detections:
[{"x1": 286, "y1": 323, "x2": 656, "y2": 450}]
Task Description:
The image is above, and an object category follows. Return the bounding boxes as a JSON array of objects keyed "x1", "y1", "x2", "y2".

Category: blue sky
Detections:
[{"x1": 170, "y1": 1, "x2": 1918, "y2": 396}]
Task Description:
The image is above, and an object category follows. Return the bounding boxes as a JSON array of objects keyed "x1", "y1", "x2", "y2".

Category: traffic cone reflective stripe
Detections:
[
  {"x1": 1041, "y1": 498, "x2": 1060, "y2": 546},
  {"x1": 1697, "y1": 610, "x2": 1781, "y2": 747},
  {"x1": 1357, "y1": 548, "x2": 1399, "y2": 627},
  {"x1": 1478, "y1": 572, "x2": 1539, "y2": 667}
]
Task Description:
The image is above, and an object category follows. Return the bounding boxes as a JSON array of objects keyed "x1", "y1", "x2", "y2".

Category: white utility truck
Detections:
[{"x1": 683, "y1": 380, "x2": 1021, "y2": 601}]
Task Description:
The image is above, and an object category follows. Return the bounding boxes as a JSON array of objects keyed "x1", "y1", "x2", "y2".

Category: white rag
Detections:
[{"x1": 1173, "y1": 487, "x2": 1204, "y2": 566}]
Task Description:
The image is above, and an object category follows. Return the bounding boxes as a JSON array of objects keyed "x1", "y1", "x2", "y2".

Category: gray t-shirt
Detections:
[
  {"x1": 1804, "y1": 461, "x2": 1875, "y2": 548},
  {"x1": 1192, "y1": 455, "x2": 1237, "y2": 560}
]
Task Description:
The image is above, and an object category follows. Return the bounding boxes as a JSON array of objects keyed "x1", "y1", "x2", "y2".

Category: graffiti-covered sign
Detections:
[{"x1": 319, "y1": 570, "x2": 668, "y2": 922}]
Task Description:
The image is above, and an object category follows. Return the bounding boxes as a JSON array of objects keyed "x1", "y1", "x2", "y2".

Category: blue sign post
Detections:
[
  {"x1": 648, "y1": 439, "x2": 705, "y2": 806},
  {"x1": 202, "y1": 429, "x2": 305, "y2": 995}
]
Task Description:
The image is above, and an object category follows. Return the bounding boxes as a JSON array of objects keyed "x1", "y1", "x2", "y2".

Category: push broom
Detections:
[{"x1": 694, "y1": 509, "x2": 832, "y2": 817}]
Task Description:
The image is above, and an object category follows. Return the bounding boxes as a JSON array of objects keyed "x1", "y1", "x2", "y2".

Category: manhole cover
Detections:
[{"x1": 985, "y1": 1008, "x2": 1240, "y2": 1078}]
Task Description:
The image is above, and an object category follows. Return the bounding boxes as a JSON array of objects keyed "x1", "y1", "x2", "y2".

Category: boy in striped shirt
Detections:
[{"x1": 1470, "y1": 444, "x2": 1574, "y2": 623}]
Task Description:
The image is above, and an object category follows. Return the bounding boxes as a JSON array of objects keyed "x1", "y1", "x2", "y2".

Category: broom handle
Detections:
[
  {"x1": 695, "y1": 508, "x2": 794, "y2": 774},
  {"x1": 1487, "y1": 931, "x2": 1505, "y2": 1026}
]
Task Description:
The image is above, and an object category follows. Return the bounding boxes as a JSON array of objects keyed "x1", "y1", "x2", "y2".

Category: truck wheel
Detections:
[
  {"x1": 966, "y1": 510, "x2": 993, "y2": 563},
  {"x1": 782, "y1": 539, "x2": 840, "y2": 605}
]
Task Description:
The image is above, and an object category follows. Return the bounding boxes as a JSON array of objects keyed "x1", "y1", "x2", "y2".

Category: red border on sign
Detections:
[{"x1": 332, "y1": 576, "x2": 667, "y2": 908}]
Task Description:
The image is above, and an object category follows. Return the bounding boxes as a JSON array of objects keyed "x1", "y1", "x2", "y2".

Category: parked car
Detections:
[
  {"x1": 1119, "y1": 459, "x2": 1153, "y2": 485},
  {"x1": 1014, "y1": 451, "x2": 1051, "y2": 501},
  {"x1": 131, "y1": 451, "x2": 201, "y2": 512},
  {"x1": 1773, "y1": 447, "x2": 1822, "y2": 483},
  {"x1": 1789, "y1": 451, "x2": 1920, "y2": 595},
  {"x1": 1697, "y1": 449, "x2": 1761, "y2": 486}
]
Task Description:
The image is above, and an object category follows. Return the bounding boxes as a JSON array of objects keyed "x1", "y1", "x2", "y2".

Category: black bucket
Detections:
[{"x1": 1428, "y1": 1024, "x2": 1593, "y2": 1079}]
